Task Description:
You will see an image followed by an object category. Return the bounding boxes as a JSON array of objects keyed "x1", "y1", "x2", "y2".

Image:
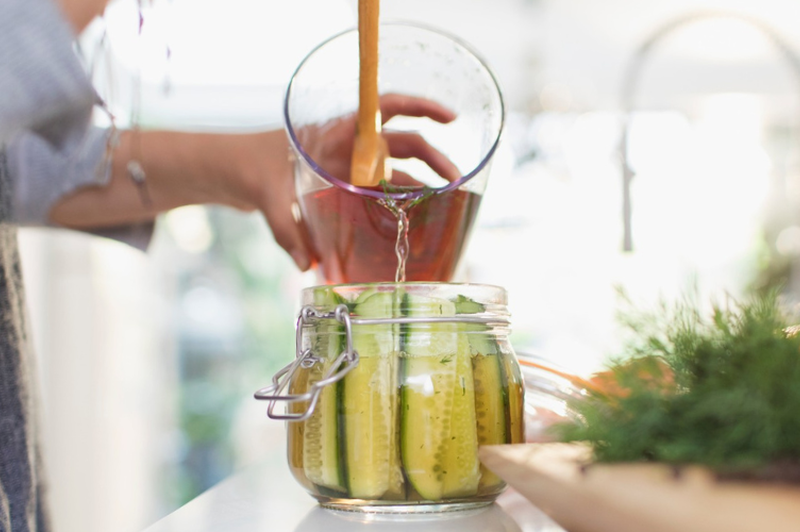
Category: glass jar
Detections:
[
  {"x1": 515, "y1": 352, "x2": 586, "y2": 443},
  {"x1": 255, "y1": 283, "x2": 524, "y2": 513}
]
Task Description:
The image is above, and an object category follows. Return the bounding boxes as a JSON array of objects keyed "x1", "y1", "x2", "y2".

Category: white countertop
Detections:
[{"x1": 142, "y1": 448, "x2": 566, "y2": 532}]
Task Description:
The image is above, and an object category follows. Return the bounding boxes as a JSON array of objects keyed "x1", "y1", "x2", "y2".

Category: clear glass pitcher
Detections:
[
  {"x1": 255, "y1": 283, "x2": 524, "y2": 513},
  {"x1": 285, "y1": 24, "x2": 504, "y2": 284}
]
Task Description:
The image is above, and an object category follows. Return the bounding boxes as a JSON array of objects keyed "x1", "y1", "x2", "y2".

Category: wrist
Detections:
[
  {"x1": 128, "y1": 131, "x2": 230, "y2": 210},
  {"x1": 231, "y1": 130, "x2": 293, "y2": 211}
]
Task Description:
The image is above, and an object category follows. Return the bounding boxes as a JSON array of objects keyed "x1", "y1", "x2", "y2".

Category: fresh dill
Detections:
[
  {"x1": 555, "y1": 291, "x2": 800, "y2": 477},
  {"x1": 378, "y1": 179, "x2": 435, "y2": 213}
]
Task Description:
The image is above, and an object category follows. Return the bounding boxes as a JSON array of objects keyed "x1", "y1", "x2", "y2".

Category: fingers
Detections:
[
  {"x1": 266, "y1": 200, "x2": 313, "y2": 272},
  {"x1": 378, "y1": 95, "x2": 460, "y2": 183},
  {"x1": 258, "y1": 183, "x2": 312, "y2": 271},
  {"x1": 384, "y1": 131, "x2": 462, "y2": 182},
  {"x1": 251, "y1": 130, "x2": 314, "y2": 271},
  {"x1": 380, "y1": 93, "x2": 457, "y2": 125}
]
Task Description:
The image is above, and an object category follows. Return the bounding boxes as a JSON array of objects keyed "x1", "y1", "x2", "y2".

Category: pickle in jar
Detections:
[{"x1": 289, "y1": 285, "x2": 520, "y2": 503}]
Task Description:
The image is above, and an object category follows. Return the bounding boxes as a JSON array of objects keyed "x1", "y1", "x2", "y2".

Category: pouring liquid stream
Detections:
[
  {"x1": 377, "y1": 197, "x2": 411, "y2": 282},
  {"x1": 394, "y1": 207, "x2": 410, "y2": 283},
  {"x1": 376, "y1": 199, "x2": 412, "y2": 282}
]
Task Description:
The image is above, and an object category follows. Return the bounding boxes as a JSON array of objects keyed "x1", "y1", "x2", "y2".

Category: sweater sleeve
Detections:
[
  {"x1": 7, "y1": 126, "x2": 111, "y2": 224},
  {"x1": 5, "y1": 127, "x2": 155, "y2": 251},
  {"x1": 0, "y1": 0, "x2": 154, "y2": 250},
  {"x1": 0, "y1": 0, "x2": 99, "y2": 149}
]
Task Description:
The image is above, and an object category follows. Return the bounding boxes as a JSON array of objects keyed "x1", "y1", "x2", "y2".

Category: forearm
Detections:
[{"x1": 50, "y1": 129, "x2": 289, "y2": 229}]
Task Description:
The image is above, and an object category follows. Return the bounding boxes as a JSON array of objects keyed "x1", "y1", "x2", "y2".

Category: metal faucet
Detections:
[{"x1": 618, "y1": 10, "x2": 800, "y2": 251}]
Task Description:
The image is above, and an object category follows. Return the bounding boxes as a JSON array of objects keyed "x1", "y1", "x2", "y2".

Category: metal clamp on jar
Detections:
[{"x1": 255, "y1": 283, "x2": 524, "y2": 513}]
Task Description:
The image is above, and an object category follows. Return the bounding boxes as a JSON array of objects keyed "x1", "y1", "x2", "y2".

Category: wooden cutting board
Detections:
[{"x1": 479, "y1": 443, "x2": 800, "y2": 532}]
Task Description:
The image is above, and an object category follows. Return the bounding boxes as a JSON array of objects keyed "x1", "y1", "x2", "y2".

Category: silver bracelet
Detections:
[{"x1": 127, "y1": 126, "x2": 152, "y2": 208}]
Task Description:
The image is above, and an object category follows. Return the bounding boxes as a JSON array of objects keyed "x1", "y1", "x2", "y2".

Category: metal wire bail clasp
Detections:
[{"x1": 253, "y1": 304, "x2": 359, "y2": 421}]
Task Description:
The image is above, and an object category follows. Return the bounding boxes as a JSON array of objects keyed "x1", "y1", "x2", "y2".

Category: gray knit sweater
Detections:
[{"x1": 0, "y1": 1, "x2": 140, "y2": 530}]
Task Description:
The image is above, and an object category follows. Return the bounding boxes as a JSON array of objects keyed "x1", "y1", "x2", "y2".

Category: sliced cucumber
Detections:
[
  {"x1": 401, "y1": 293, "x2": 480, "y2": 500},
  {"x1": 461, "y1": 293, "x2": 523, "y2": 445},
  {"x1": 303, "y1": 288, "x2": 346, "y2": 493},
  {"x1": 471, "y1": 352, "x2": 506, "y2": 448},
  {"x1": 441, "y1": 333, "x2": 480, "y2": 497},
  {"x1": 339, "y1": 288, "x2": 402, "y2": 499},
  {"x1": 287, "y1": 363, "x2": 313, "y2": 490},
  {"x1": 453, "y1": 294, "x2": 485, "y2": 315},
  {"x1": 455, "y1": 295, "x2": 508, "y2": 489},
  {"x1": 501, "y1": 352, "x2": 525, "y2": 444},
  {"x1": 301, "y1": 287, "x2": 511, "y2": 501},
  {"x1": 472, "y1": 352, "x2": 507, "y2": 489}
]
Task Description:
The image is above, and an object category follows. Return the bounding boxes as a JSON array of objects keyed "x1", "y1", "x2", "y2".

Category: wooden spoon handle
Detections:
[
  {"x1": 357, "y1": 0, "x2": 381, "y2": 138},
  {"x1": 350, "y1": 0, "x2": 389, "y2": 187}
]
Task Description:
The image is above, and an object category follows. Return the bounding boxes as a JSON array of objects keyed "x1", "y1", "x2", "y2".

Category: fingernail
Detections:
[{"x1": 290, "y1": 249, "x2": 310, "y2": 271}]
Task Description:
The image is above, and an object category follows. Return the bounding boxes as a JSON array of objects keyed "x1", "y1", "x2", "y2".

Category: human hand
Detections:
[
  {"x1": 220, "y1": 130, "x2": 311, "y2": 270},
  {"x1": 236, "y1": 95, "x2": 460, "y2": 272},
  {"x1": 294, "y1": 93, "x2": 461, "y2": 186}
]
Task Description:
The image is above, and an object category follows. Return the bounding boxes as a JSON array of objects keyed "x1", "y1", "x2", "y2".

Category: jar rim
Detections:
[
  {"x1": 302, "y1": 282, "x2": 508, "y2": 304},
  {"x1": 300, "y1": 282, "x2": 510, "y2": 320},
  {"x1": 303, "y1": 281, "x2": 506, "y2": 291}
]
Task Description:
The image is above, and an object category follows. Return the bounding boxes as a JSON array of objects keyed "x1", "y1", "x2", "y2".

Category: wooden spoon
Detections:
[{"x1": 350, "y1": 0, "x2": 390, "y2": 187}]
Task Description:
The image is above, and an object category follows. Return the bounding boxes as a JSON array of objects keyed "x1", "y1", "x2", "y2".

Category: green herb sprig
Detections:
[
  {"x1": 556, "y1": 291, "x2": 800, "y2": 476},
  {"x1": 379, "y1": 179, "x2": 435, "y2": 212}
]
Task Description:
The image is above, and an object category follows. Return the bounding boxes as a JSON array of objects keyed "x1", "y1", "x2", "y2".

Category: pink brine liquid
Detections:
[{"x1": 302, "y1": 186, "x2": 481, "y2": 284}]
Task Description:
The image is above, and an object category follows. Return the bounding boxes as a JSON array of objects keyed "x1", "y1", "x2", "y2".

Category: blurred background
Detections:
[{"x1": 18, "y1": 0, "x2": 800, "y2": 530}]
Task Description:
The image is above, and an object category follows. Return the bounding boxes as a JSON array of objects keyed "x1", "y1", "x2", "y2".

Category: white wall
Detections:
[{"x1": 19, "y1": 229, "x2": 178, "y2": 532}]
